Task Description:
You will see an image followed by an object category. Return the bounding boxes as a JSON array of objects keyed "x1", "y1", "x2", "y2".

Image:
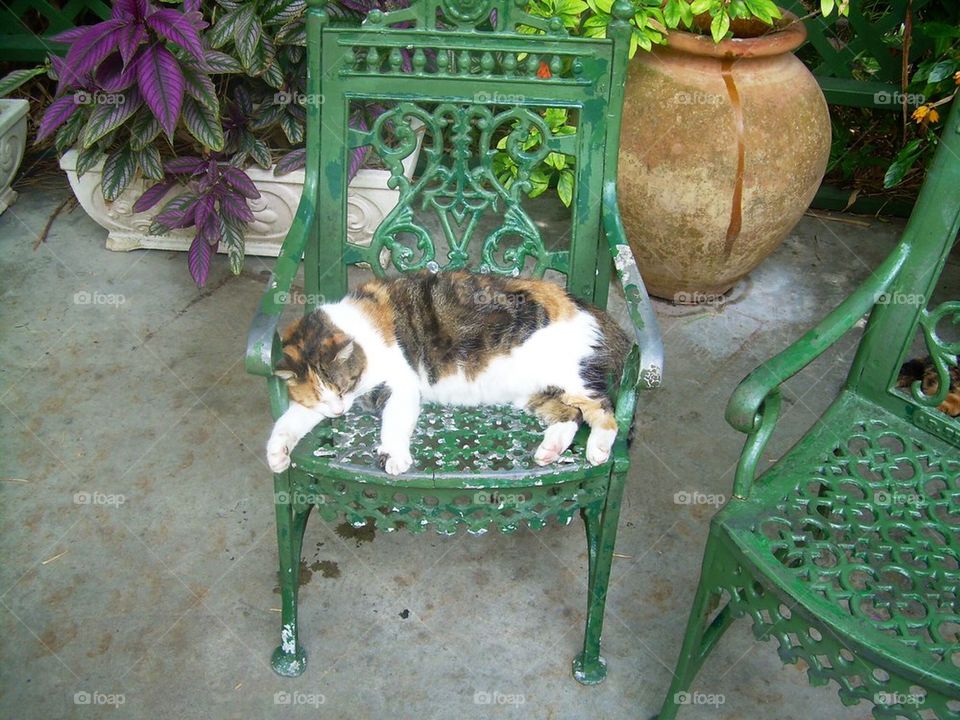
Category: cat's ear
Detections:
[{"x1": 334, "y1": 340, "x2": 355, "y2": 363}]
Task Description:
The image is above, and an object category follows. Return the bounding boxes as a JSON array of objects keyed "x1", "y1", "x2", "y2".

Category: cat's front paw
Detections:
[
  {"x1": 377, "y1": 445, "x2": 413, "y2": 475},
  {"x1": 267, "y1": 433, "x2": 293, "y2": 473}
]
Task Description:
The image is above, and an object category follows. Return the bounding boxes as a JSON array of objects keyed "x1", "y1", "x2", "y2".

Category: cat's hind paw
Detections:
[
  {"x1": 378, "y1": 445, "x2": 413, "y2": 475},
  {"x1": 534, "y1": 421, "x2": 579, "y2": 466},
  {"x1": 585, "y1": 428, "x2": 617, "y2": 466}
]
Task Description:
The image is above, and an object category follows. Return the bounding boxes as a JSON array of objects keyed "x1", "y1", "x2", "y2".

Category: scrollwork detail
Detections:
[
  {"x1": 911, "y1": 301, "x2": 960, "y2": 409},
  {"x1": 367, "y1": 102, "x2": 553, "y2": 277}
]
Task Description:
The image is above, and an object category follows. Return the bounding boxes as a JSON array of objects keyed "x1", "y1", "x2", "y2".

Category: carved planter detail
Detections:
[
  {"x1": 60, "y1": 134, "x2": 423, "y2": 256},
  {"x1": 0, "y1": 99, "x2": 29, "y2": 216}
]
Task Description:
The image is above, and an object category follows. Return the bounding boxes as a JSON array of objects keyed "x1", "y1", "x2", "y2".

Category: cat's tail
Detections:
[
  {"x1": 600, "y1": 312, "x2": 633, "y2": 396},
  {"x1": 580, "y1": 306, "x2": 632, "y2": 401}
]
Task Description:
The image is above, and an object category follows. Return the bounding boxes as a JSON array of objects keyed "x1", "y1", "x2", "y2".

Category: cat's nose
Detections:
[{"x1": 328, "y1": 398, "x2": 345, "y2": 416}]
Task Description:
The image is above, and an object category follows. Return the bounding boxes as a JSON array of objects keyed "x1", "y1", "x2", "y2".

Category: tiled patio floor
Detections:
[{"x1": 1, "y1": 175, "x2": 933, "y2": 719}]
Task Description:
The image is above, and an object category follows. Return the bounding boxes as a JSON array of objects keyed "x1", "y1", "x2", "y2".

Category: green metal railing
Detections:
[
  {"x1": 0, "y1": 0, "x2": 111, "y2": 62},
  {"x1": 782, "y1": 0, "x2": 932, "y2": 109},
  {"x1": 780, "y1": 0, "x2": 936, "y2": 214}
]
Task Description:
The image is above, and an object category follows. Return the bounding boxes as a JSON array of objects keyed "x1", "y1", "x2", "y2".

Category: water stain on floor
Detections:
[
  {"x1": 273, "y1": 559, "x2": 313, "y2": 593},
  {"x1": 335, "y1": 520, "x2": 375, "y2": 546},
  {"x1": 273, "y1": 559, "x2": 341, "y2": 592},
  {"x1": 311, "y1": 560, "x2": 340, "y2": 578}
]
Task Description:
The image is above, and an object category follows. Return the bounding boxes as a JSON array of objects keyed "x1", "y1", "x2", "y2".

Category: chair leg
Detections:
[
  {"x1": 271, "y1": 471, "x2": 312, "y2": 677},
  {"x1": 654, "y1": 535, "x2": 732, "y2": 720},
  {"x1": 573, "y1": 470, "x2": 626, "y2": 685}
]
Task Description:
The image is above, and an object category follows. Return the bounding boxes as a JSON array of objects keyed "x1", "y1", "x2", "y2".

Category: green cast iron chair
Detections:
[
  {"x1": 245, "y1": 0, "x2": 663, "y2": 683},
  {"x1": 656, "y1": 99, "x2": 960, "y2": 719}
]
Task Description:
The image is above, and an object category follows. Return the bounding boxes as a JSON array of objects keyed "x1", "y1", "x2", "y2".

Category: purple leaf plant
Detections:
[
  {"x1": 38, "y1": 0, "x2": 208, "y2": 142},
  {"x1": 33, "y1": 0, "x2": 419, "y2": 287},
  {"x1": 135, "y1": 157, "x2": 260, "y2": 286}
]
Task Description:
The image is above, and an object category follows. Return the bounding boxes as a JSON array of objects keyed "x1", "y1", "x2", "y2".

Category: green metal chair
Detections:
[
  {"x1": 657, "y1": 100, "x2": 960, "y2": 719},
  {"x1": 245, "y1": 0, "x2": 663, "y2": 683}
]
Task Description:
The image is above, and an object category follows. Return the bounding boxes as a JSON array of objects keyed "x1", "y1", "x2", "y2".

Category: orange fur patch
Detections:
[
  {"x1": 939, "y1": 392, "x2": 960, "y2": 417},
  {"x1": 286, "y1": 368, "x2": 321, "y2": 407},
  {"x1": 561, "y1": 393, "x2": 617, "y2": 431},
  {"x1": 354, "y1": 281, "x2": 396, "y2": 342},
  {"x1": 507, "y1": 278, "x2": 577, "y2": 321}
]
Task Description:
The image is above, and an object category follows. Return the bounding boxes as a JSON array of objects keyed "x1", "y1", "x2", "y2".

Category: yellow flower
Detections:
[
  {"x1": 955, "y1": 70, "x2": 960, "y2": 85},
  {"x1": 912, "y1": 104, "x2": 931, "y2": 122},
  {"x1": 928, "y1": 108, "x2": 940, "y2": 124}
]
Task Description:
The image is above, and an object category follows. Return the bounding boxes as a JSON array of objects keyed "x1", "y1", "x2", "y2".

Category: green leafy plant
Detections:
[
  {"x1": 493, "y1": 108, "x2": 577, "y2": 205},
  {"x1": 883, "y1": 27, "x2": 959, "y2": 188},
  {"x1": 0, "y1": 66, "x2": 48, "y2": 98},
  {"x1": 812, "y1": 2, "x2": 957, "y2": 199}
]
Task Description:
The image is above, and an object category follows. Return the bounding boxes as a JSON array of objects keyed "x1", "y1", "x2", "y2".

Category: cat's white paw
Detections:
[
  {"x1": 535, "y1": 421, "x2": 579, "y2": 466},
  {"x1": 267, "y1": 433, "x2": 293, "y2": 473},
  {"x1": 378, "y1": 445, "x2": 413, "y2": 475},
  {"x1": 586, "y1": 428, "x2": 617, "y2": 466}
]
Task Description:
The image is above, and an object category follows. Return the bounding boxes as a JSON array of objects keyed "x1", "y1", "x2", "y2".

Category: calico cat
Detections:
[
  {"x1": 897, "y1": 355, "x2": 960, "y2": 417},
  {"x1": 266, "y1": 271, "x2": 631, "y2": 475}
]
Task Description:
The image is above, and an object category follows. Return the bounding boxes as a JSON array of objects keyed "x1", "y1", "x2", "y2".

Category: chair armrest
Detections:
[
  {"x1": 245, "y1": 200, "x2": 316, "y2": 378},
  {"x1": 725, "y1": 239, "x2": 912, "y2": 498},
  {"x1": 601, "y1": 185, "x2": 664, "y2": 392}
]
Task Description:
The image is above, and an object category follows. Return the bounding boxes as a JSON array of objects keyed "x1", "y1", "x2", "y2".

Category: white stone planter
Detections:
[
  {"x1": 59, "y1": 129, "x2": 424, "y2": 256},
  {"x1": 0, "y1": 99, "x2": 29, "y2": 215}
]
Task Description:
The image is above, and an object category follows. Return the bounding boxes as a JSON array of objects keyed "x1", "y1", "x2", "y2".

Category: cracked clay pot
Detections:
[{"x1": 617, "y1": 11, "x2": 830, "y2": 302}]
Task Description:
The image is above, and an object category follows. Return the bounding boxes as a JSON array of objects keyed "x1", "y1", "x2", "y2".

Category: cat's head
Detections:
[{"x1": 275, "y1": 313, "x2": 366, "y2": 416}]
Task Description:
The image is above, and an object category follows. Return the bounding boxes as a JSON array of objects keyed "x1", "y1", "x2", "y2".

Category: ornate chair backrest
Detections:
[
  {"x1": 847, "y1": 100, "x2": 960, "y2": 446},
  {"x1": 299, "y1": 0, "x2": 634, "y2": 305}
]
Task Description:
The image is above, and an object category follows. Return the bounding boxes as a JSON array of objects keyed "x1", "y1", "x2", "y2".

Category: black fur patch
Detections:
[{"x1": 384, "y1": 272, "x2": 553, "y2": 383}]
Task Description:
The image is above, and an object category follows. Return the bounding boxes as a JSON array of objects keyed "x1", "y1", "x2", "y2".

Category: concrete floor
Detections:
[{"x1": 0, "y1": 173, "x2": 934, "y2": 719}]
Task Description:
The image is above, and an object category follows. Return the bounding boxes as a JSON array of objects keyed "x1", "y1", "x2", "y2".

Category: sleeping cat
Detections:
[
  {"x1": 266, "y1": 271, "x2": 631, "y2": 475},
  {"x1": 897, "y1": 355, "x2": 960, "y2": 416}
]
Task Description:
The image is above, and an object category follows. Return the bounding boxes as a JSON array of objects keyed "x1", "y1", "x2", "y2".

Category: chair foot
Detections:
[
  {"x1": 271, "y1": 645, "x2": 307, "y2": 677},
  {"x1": 572, "y1": 652, "x2": 607, "y2": 685}
]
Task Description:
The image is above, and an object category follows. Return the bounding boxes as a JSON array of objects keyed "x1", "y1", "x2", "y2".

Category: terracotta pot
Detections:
[{"x1": 617, "y1": 12, "x2": 830, "y2": 301}]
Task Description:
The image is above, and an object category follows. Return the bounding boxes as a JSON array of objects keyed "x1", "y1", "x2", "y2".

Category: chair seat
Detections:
[
  {"x1": 291, "y1": 402, "x2": 609, "y2": 483},
  {"x1": 717, "y1": 392, "x2": 960, "y2": 694},
  {"x1": 288, "y1": 403, "x2": 613, "y2": 535}
]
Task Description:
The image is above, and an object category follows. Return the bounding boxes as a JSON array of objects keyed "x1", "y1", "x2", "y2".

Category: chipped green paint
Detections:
[
  {"x1": 246, "y1": 0, "x2": 662, "y2": 683},
  {"x1": 658, "y1": 100, "x2": 960, "y2": 719}
]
